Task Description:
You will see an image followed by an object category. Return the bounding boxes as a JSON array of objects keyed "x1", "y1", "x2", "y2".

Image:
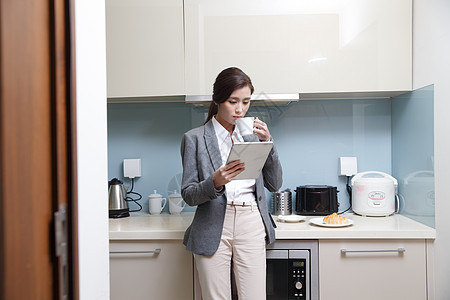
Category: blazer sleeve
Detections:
[
  {"x1": 180, "y1": 132, "x2": 224, "y2": 206},
  {"x1": 262, "y1": 141, "x2": 283, "y2": 192}
]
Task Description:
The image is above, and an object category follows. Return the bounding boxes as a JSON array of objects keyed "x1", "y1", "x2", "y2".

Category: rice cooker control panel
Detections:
[{"x1": 368, "y1": 191, "x2": 386, "y2": 207}]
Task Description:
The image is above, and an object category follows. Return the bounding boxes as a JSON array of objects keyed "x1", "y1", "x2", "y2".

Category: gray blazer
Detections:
[{"x1": 180, "y1": 119, "x2": 283, "y2": 256}]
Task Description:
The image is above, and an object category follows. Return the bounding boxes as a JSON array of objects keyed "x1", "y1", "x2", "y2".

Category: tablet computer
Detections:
[{"x1": 226, "y1": 141, "x2": 273, "y2": 180}]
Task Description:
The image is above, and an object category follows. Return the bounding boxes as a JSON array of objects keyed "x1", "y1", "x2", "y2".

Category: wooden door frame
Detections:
[{"x1": 0, "y1": 0, "x2": 78, "y2": 298}]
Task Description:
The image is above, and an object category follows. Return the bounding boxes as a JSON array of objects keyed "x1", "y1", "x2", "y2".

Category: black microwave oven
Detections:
[{"x1": 295, "y1": 185, "x2": 338, "y2": 216}]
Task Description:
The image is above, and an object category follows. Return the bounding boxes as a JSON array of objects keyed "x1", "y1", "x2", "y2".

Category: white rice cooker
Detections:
[{"x1": 351, "y1": 171, "x2": 398, "y2": 217}]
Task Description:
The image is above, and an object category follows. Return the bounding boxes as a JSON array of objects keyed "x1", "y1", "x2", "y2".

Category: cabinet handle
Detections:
[
  {"x1": 110, "y1": 248, "x2": 161, "y2": 254},
  {"x1": 341, "y1": 248, "x2": 405, "y2": 254}
]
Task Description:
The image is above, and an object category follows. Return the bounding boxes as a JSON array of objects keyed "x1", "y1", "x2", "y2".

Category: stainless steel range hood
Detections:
[
  {"x1": 107, "y1": 90, "x2": 409, "y2": 104},
  {"x1": 185, "y1": 93, "x2": 300, "y2": 104},
  {"x1": 107, "y1": 93, "x2": 299, "y2": 104}
]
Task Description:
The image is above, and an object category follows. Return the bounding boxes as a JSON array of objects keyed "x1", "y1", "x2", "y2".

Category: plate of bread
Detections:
[{"x1": 310, "y1": 213, "x2": 353, "y2": 227}]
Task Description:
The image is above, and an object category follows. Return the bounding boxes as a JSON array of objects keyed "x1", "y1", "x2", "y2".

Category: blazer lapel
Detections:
[{"x1": 204, "y1": 120, "x2": 223, "y2": 171}]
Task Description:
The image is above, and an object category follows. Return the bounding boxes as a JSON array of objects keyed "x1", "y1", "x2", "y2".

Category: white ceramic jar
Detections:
[
  {"x1": 168, "y1": 190, "x2": 186, "y2": 214},
  {"x1": 148, "y1": 190, "x2": 166, "y2": 214}
]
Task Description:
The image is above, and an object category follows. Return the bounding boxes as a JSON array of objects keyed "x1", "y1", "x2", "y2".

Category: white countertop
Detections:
[
  {"x1": 109, "y1": 212, "x2": 436, "y2": 240},
  {"x1": 109, "y1": 212, "x2": 193, "y2": 240}
]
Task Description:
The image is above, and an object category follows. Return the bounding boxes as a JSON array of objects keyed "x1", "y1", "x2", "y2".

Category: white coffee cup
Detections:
[
  {"x1": 168, "y1": 190, "x2": 186, "y2": 214},
  {"x1": 235, "y1": 117, "x2": 255, "y2": 136},
  {"x1": 148, "y1": 190, "x2": 167, "y2": 214}
]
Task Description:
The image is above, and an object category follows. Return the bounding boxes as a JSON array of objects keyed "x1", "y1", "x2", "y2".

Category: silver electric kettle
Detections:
[{"x1": 108, "y1": 178, "x2": 130, "y2": 218}]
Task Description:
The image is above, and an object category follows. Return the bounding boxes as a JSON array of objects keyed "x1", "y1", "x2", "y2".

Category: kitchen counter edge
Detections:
[{"x1": 109, "y1": 212, "x2": 436, "y2": 241}]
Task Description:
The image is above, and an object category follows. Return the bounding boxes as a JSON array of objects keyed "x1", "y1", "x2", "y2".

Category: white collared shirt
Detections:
[{"x1": 212, "y1": 116, "x2": 256, "y2": 205}]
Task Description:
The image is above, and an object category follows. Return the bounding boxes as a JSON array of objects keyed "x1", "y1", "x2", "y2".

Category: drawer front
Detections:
[
  {"x1": 110, "y1": 240, "x2": 193, "y2": 300},
  {"x1": 319, "y1": 239, "x2": 426, "y2": 300}
]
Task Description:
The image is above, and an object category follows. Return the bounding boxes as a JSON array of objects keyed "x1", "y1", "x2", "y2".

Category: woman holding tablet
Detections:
[{"x1": 180, "y1": 67, "x2": 283, "y2": 300}]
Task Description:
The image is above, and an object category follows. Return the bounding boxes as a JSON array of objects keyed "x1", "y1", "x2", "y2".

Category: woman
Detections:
[{"x1": 180, "y1": 67, "x2": 282, "y2": 300}]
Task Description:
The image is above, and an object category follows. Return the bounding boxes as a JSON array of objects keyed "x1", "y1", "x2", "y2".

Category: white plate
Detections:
[
  {"x1": 277, "y1": 215, "x2": 306, "y2": 223},
  {"x1": 310, "y1": 217, "x2": 354, "y2": 227}
]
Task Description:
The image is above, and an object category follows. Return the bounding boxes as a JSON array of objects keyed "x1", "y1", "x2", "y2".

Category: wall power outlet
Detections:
[
  {"x1": 123, "y1": 158, "x2": 141, "y2": 178},
  {"x1": 339, "y1": 157, "x2": 357, "y2": 176}
]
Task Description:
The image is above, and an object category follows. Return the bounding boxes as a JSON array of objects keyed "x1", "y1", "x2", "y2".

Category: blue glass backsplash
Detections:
[
  {"x1": 392, "y1": 85, "x2": 435, "y2": 228},
  {"x1": 108, "y1": 98, "x2": 393, "y2": 214},
  {"x1": 108, "y1": 87, "x2": 434, "y2": 227}
]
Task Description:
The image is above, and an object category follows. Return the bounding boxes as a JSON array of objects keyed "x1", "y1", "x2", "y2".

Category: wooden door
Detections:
[{"x1": 0, "y1": 0, "x2": 77, "y2": 299}]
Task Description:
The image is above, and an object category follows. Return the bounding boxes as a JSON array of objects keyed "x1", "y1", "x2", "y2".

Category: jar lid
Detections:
[
  {"x1": 169, "y1": 190, "x2": 181, "y2": 197},
  {"x1": 149, "y1": 190, "x2": 162, "y2": 198}
]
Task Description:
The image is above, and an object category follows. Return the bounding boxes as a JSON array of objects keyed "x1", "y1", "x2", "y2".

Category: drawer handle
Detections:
[
  {"x1": 110, "y1": 248, "x2": 161, "y2": 254},
  {"x1": 341, "y1": 248, "x2": 405, "y2": 254}
]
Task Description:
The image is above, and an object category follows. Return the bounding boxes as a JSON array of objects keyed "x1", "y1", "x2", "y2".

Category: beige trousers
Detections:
[{"x1": 194, "y1": 204, "x2": 267, "y2": 300}]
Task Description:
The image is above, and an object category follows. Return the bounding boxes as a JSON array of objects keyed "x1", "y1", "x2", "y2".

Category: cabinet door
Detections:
[
  {"x1": 106, "y1": 0, "x2": 184, "y2": 98},
  {"x1": 110, "y1": 240, "x2": 193, "y2": 300},
  {"x1": 185, "y1": 0, "x2": 411, "y2": 95},
  {"x1": 319, "y1": 239, "x2": 426, "y2": 300}
]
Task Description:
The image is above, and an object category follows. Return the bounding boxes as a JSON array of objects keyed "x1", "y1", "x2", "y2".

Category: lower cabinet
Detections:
[
  {"x1": 110, "y1": 238, "x2": 428, "y2": 300},
  {"x1": 319, "y1": 239, "x2": 427, "y2": 300},
  {"x1": 110, "y1": 240, "x2": 193, "y2": 300}
]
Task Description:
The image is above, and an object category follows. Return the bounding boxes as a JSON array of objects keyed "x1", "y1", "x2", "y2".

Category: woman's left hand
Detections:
[{"x1": 253, "y1": 117, "x2": 271, "y2": 142}]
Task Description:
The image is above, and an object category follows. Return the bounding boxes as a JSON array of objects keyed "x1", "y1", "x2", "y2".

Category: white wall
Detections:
[
  {"x1": 413, "y1": 0, "x2": 450, "y2": 298},
  {"x1": 75, "y1": 0, "x2": 110, "y2": 299}
]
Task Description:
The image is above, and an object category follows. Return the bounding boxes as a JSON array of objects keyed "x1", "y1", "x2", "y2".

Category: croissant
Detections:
[{"x1": 323, "y1": 213, "x2": 348, "y2": 224}]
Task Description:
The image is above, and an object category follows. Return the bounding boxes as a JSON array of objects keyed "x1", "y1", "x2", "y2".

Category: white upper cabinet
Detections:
[
  {"x1": 106, "y1": 0, "x2": 184, "y2": 98},
  {"x1": 184, "y1": 0, "x2": 412, "y2": 96}
]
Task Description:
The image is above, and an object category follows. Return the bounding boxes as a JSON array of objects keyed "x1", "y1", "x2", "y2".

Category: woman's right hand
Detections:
[{"x1": 213, "y1": 160, "x2": 245, "y2": 188}]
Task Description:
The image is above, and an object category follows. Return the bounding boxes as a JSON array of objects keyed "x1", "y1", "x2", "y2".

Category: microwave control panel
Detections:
[
  {"x1": 288, "y1": 247, "x2": 309, "y2": 300},
  {"x1": 289, "y1": 259, "x2": 306, "y2": 299}
]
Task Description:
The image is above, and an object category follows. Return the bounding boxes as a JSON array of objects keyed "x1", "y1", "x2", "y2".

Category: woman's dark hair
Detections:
[{"x1": 205, "y1": 67, "x2": 254, "y2": 124}]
